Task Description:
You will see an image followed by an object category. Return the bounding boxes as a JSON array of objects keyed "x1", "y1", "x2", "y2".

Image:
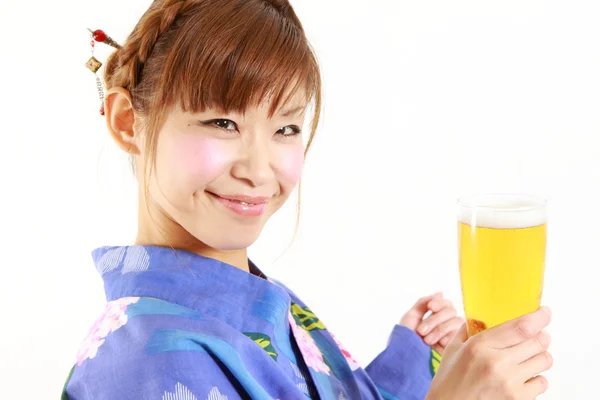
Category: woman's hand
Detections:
[
  {"x1": 400, "y1": 293, "x2": 464, "y2": 354},
  {"x1": 426, "y1": 307, "x2": 553, "y2": 400}
]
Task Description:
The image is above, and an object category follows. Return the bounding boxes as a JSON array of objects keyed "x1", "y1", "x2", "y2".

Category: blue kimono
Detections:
[{"x1": 62, "y1": 245, "x2": 440, "y2": 399}]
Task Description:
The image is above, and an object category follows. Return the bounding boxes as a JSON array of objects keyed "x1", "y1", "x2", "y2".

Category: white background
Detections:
[{"x1": 0, "y1": 0, "x2": 598, "y2": 398}]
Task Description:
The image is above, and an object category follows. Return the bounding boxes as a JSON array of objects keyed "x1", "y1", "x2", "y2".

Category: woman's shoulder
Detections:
[
  {"x1": 70, "y1": 296, "x2": 205, "y2": 367},
  {"x1": 62, "y1": 296, "x2": 265, "y2": 399}
]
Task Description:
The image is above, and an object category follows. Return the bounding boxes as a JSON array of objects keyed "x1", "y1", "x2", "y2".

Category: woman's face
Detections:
[{"x1": 138, "y1": 95, "x2": 307, "y2": 251}]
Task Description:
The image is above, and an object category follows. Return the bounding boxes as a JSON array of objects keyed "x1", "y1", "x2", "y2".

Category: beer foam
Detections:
[{"x1": 458, "y1": 196, "x2": 547, "y2": 229}]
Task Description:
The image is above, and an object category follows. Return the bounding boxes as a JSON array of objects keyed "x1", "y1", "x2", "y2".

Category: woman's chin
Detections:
[
  {"x1": 208, "y1": 237, "x2": 260, "y2": 252},
  {"x1": 189, "y1": 228, "x2": 264, "y2": 252}
]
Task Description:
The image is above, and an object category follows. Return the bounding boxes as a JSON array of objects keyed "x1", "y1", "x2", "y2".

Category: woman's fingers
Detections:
[
  {"x1": 477, "y1": 307, "x2": 552, "y2": 349},
  {"x1": 518, "y1": 351, "x2": 553, "y2": 383},
  {"x1": 523, "y1": 375, "x2": 550, "y2": 398},
  {"x1": 507, "y1": 330, "x2": 551, "y2": 364},
  {"x1": 439, "y1": 330, "x2": 457, "y2": 348},
  {"x1": 418, "y1": 303, "x2": 456, "y2": 336},
  {"x1": 427, "y1": 297, "x2": 453, "y2": 313},
  {"x1": 400, "y1": 293, "x2": 443, "y2": 329},
  {"x1": 423, "y1": 316, "x2": 464, "y2": 346}
]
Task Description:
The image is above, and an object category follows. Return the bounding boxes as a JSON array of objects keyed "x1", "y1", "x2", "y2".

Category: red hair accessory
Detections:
[{"x1": 85, "y1": 29, "x2": 121, "y2": 116}]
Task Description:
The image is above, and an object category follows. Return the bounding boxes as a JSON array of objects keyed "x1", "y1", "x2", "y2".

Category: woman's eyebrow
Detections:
[{"x1": 279, "y1": 105, "x2": 306, "y2": 117}]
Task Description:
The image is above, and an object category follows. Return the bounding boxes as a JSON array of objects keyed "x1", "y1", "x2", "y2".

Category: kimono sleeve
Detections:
[
  {"x1": 364, "y1": 325, "x2": 441, "y2": 400},
  {"x1": 61, "y1": 297, "x2": 265, "y2": 400},
  {"x1": 270, "y1": 278, "x2": 440, "y2": 400}
]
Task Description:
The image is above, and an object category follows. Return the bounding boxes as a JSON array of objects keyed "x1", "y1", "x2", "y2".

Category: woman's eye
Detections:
[
  {"x1": 212, "y1": 119, "x2": 237, "y2": 131},
  {"x1": 277, "y1": 125, "x2": 301, "y2": 136}
]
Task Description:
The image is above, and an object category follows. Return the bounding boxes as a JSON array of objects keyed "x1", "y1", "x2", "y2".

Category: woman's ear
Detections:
[{"x1": 104, "y1": 87, "x2": 142, "y2": 155}]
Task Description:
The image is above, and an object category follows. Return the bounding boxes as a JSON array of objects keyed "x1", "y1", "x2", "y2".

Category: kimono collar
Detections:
[{"x1": 92, "y1": 245, "x2": 291, "y2": 328}]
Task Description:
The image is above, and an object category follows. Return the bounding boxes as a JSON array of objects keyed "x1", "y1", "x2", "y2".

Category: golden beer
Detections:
[{"x1": 457, "y1": 195, "x2": 547, "y2": 336}]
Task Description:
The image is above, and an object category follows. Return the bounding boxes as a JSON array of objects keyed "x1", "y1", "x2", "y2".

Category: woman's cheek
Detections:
[
  {"x1": 171, "y1": 136, "x2": 232, "y2": 182},
  {"x1": 277, "y1": 144, "x2": 305, "y2": 186}
]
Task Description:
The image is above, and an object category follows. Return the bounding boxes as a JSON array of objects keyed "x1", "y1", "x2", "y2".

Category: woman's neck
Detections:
[{"x1": 135, "y1": 203, "x2": 250, "y2": 273}]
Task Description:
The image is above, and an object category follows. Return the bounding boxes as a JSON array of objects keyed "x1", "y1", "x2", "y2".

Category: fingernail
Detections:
[
  {"x1": 541, "y1": 306, "x2": 552, "y2": 317},
  {"x1": 419, "y1": 325, "x2": 430, "y2": 335}
]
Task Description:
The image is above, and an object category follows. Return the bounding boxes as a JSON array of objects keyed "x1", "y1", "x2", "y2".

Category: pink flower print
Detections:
[
  {"x1": 288, "y1": 312, "x2": 330, "y2": 375},
  {"x1": 330, "y1": 332, "x2": 361, "y2": 371},
  {"x1": 75, "y1": 297, "x2": 140, "y2": 366}
]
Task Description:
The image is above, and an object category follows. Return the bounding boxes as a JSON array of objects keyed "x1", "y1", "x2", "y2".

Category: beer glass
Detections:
[{"x1": 457, "y1": 194, "x2": 547, "y2": 336}]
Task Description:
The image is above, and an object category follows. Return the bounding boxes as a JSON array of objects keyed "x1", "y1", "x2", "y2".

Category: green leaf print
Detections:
[
  {"x1": 430, "y1": 348, "x2": 442, "y2": 377},
  {"x1": 290, "y1": 303, "x2": 326, "y2": 331},
  {"x1": 243, "y1": 333, "x2": 278, "y2": 361}
]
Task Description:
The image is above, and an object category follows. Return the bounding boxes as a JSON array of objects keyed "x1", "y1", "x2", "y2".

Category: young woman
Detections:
[{"x1": 63, "y1": 1, "x2": 552, "y2": 399}]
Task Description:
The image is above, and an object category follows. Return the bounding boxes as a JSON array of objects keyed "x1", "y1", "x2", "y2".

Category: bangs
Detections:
[{"x1": 157, "y1": 0, "x2": 319, "y2": 117}]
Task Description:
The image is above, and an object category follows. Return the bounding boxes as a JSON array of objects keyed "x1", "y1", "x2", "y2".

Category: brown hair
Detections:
[{"x1": 103, "y1": 0, "x2": 321, "y2": 195}]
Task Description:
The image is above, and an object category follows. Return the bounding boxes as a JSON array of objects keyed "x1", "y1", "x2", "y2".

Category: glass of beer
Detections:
[{"x1": 457, "y1": 194, "x2": 547, "y2": 336}]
